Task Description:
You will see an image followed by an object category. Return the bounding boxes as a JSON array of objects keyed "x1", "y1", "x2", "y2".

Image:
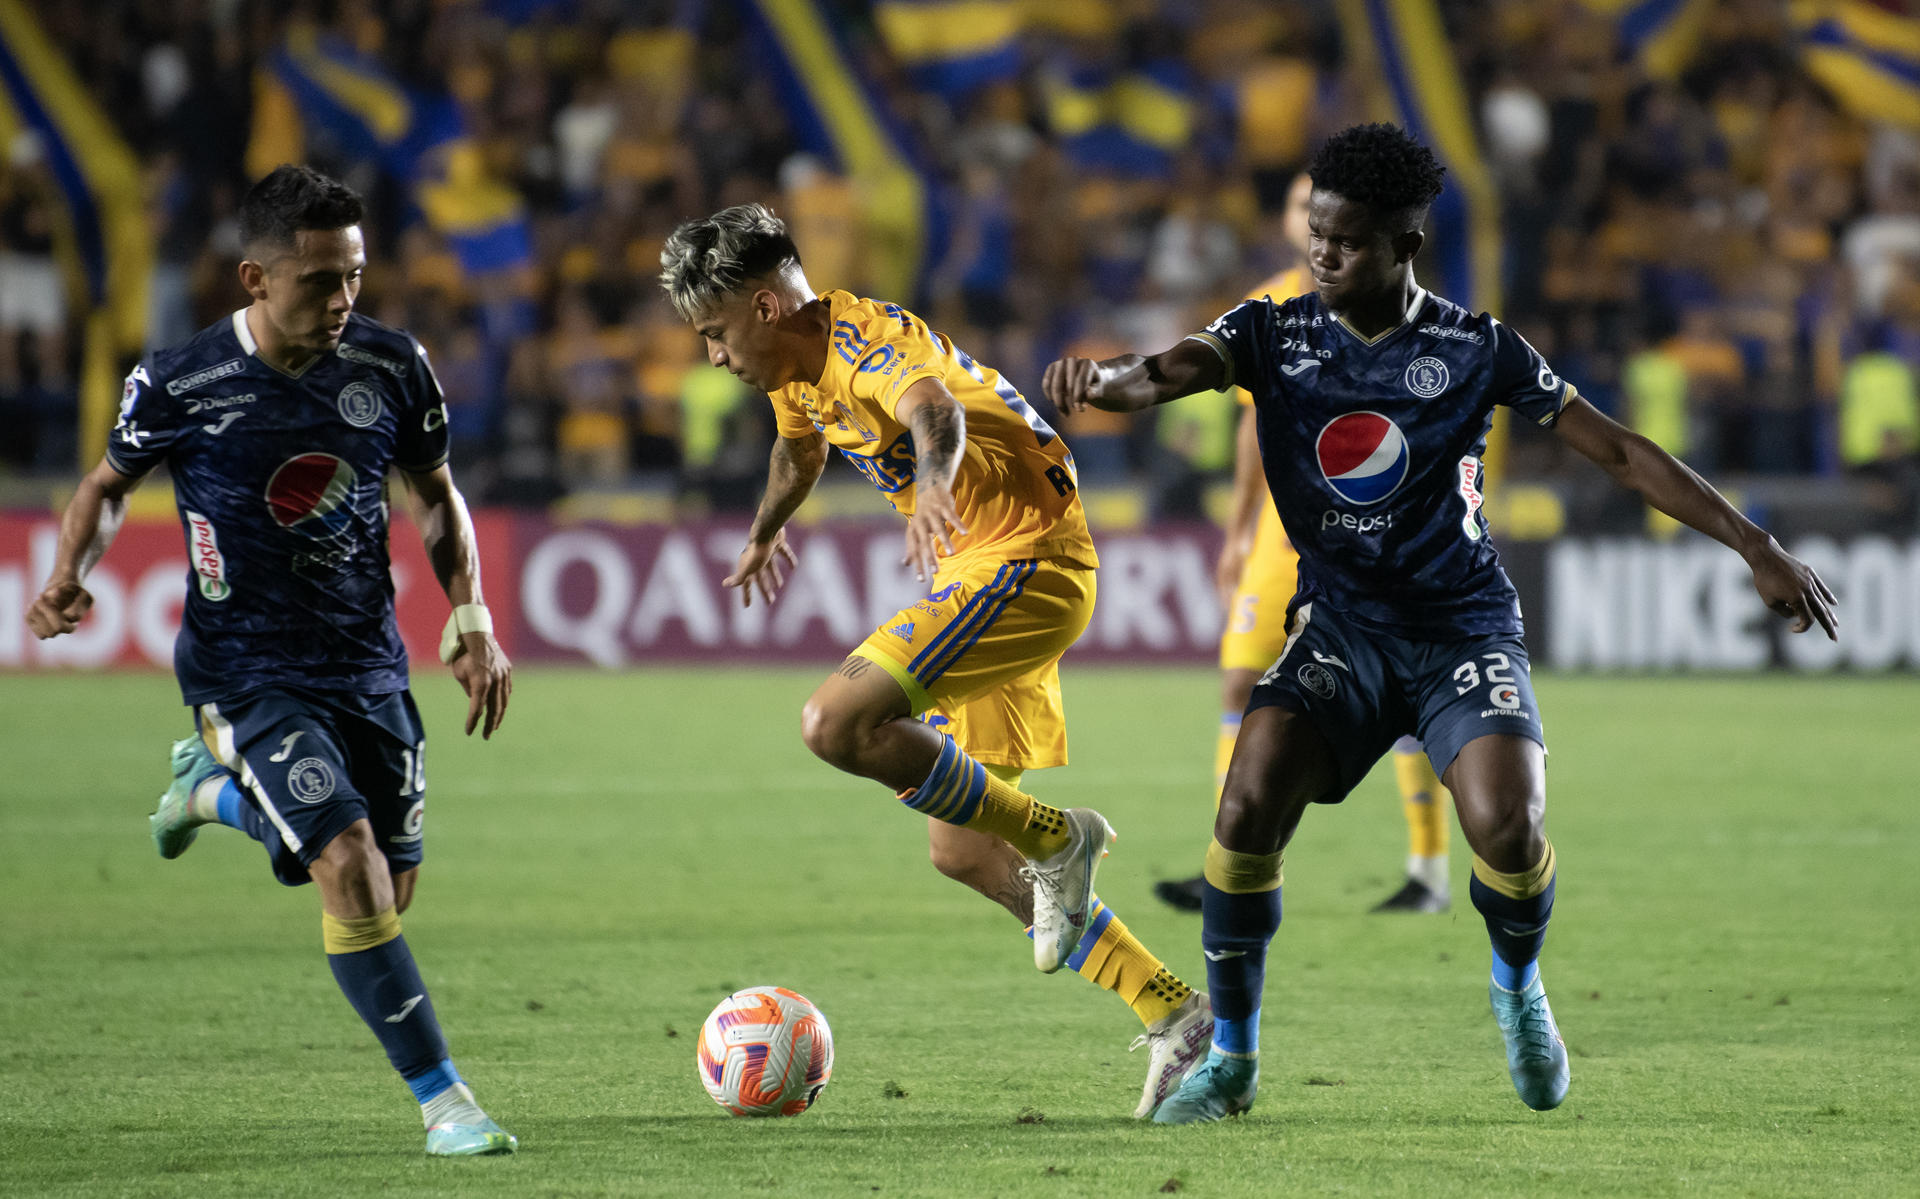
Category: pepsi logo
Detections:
[
  {"x1": 1315, "y1": 412, "x2": 1410, "y2": 506},
  {"x1": 266, "y1": 453, "x2": 358, "y2": 540}
]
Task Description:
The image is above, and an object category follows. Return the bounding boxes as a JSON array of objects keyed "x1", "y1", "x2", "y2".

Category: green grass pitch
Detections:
[{"x1": 1, "y1": 667, "x2": 1915, "y2": 1197}]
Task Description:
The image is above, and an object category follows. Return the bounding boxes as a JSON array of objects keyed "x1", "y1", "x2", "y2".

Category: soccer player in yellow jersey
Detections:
[
  {"x1": 660, "y1": 204, "x2": 1212, "y2": 1117},
  {"x1": 1154, "y1": 172, "x2": 1454, "y2": 915}
]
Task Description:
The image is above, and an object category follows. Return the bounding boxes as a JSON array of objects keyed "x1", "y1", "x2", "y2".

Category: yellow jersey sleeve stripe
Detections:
[
  {"x1": 1186, "y1": 332, "x2": 1234, "y2": 389},
  {"x1": 1537, "y1": 383, "x2": 1579, "y2": 427}
]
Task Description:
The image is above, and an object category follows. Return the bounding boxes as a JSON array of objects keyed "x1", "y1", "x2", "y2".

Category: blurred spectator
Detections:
[
  {"x1": 1150, "y1": 382, "x2": 1236, "y2": 521},
  {"x1": 548, "y1": 290, "x2": 636, "y2": 485},
  {"x1": 1623, "y1": 338, "x2": 1691, "y2": 459},
  {"x1": 3, "y1": 0, "x2": 1913, "y2": 532},
  {"x1": 0, "y1": 135, "x2": 73, "y2": 470},
  {"x1": 1840, "y1": 345, "x2": 1919, "y2": 467}
]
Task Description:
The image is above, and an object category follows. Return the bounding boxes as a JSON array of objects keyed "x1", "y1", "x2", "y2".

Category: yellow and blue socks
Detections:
[
  {"x1": 1055, "y1": 896, "x2": 1194, "y2": 1028},
  {"x1": 1469, "y1": 843, "x2": 1557, "y2": 990},
  {"x1": 1198, "y1": 839, "x2": 1284, "y2": 1057},
  {"x1": 1395, "y1": 750, "x2": 1449, "y2": 893},
  {"x1": 900, "y1": 736, "x2": 1071, "y2": 860},
  {"x1": 322, "y1": 909, "x2": 472, "y2": 1120},
  {"x1": 980, "y1": 761, "x2": 1193, "y2": 1028}
]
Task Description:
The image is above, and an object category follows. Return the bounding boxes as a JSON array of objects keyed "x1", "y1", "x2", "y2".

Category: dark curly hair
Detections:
[
  {"x1": 239, "y1": 165, "x2": 364, "y2": 254},
  {"x1": 1308, "y1": 123, "x2": 1446, "y2": 229}
]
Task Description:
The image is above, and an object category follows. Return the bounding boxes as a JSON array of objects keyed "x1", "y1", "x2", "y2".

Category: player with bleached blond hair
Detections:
[{"x1": 661, "y1": 203, "x2": 1211, "y2": 1118}]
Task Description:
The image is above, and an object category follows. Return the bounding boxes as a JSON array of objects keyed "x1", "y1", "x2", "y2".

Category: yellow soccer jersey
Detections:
[{"x1": 770, "y1": 290, "x2": 1097, "y2": 568}]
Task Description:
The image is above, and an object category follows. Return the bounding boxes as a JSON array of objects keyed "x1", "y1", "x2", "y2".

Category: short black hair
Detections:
[
  {"x1": 239, "y1": 165, "x2": 364, "y2": 254},
  {"x1": 1308, "y1": 124, "x2": 1446, "y2": 229}
]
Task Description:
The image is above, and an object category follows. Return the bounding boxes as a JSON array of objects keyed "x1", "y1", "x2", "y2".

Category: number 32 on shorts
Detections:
[{"x1": 1453, "y1": 651, "x2": 1522, "y2": 710}]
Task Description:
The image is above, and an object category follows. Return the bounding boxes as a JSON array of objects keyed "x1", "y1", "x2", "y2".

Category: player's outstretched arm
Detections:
[
  {"x1": 1553, "y1": 395, "x2": 1838, "y2": 639},
  {"x1": 895, "y1": 378, "x2": 970, "y2": 583},
  {"x1": 26, "y1": 458, "x2": 143, "y2": 639},
  {"x1": 1042, "y1": 339, "x2": 1227, "y2": 416},
  {"x1": 724, "y1": 430, "x2": 827, "y2": 608},
  {"x1": 404, "y1": 464, "x2": 512, "y2": 738}
]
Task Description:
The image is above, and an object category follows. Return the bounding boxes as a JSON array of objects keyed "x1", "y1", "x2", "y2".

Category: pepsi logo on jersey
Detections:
[
  {"x1": 1316, "y1": 412, "x2": 1409, "y2": 506},
  {"x1": 266, "y1": 454, "x2": 359, "y2": 541}
]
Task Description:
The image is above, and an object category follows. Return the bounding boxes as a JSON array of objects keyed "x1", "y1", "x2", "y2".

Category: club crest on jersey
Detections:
[
  {"x1": 266, "y1": 453, "x2": 358, "y2": 540},
  {"x1": 1315, "y1": 411, "x2": 1409, "y2": 506},
  {"x1": 1404, "y1": 356, "x2": 1450, "y2": 398},
  {"x1": 337, "y1": 381, "x2": 383, "y2": 428}
]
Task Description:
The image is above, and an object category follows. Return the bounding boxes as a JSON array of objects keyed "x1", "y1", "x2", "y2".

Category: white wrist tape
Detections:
[{"x1": 438, "y1": 604, "x2": 492, "y2": 664}]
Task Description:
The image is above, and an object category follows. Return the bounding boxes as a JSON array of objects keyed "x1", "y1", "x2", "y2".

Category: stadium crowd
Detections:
[{"x1": 1, "y1": 0, "x2": 1916, "y2": 521}]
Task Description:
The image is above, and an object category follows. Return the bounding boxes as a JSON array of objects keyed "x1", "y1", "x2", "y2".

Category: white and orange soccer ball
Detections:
[{"x1": 695, "y1": 986, "x2": 834, "y2": 1117}]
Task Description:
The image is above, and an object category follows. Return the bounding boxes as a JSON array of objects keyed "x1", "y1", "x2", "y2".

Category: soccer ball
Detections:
[{"x1": 696, "y1": 986, "x2": 834, "y2": 1117}]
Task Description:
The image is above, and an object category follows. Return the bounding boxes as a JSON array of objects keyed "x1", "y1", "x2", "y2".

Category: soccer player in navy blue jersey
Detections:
[
  {"x1": 1044, "y1": 123, "x2": 1838, "y2": 1123},
  {"x1": 26, "y1": 166, "x2": 517, "y2": 1156}
]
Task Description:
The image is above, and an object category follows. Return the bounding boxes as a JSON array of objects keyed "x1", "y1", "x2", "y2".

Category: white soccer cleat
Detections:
[
  {"x1": 1131, "y1": 990, "x2": 1214, "y2": 1118},
  {"x1": 1022, "y1": 807, "x2": 1115, "y2": 974}
]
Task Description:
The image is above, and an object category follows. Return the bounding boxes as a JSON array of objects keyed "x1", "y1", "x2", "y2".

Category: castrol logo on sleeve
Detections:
[
  {"x1": 1315, "y1": 412, "x2": 1410, "y2": 506},
  {"x1": 184, "y1": 510, "x2": 230, "y2": 601}
]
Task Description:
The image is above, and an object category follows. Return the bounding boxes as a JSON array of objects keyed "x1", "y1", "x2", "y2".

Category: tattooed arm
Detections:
[
  {"x1": 723, "y1": 429, "x2": 829, "y2": 607},
  {"x1": 894, "y1": 378, "x2": 970, "y2": 583}
]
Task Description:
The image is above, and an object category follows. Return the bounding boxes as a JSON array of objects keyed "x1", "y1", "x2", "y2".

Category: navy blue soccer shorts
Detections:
[
  {"x1": 194, "y1": 687, "x2": 428, "y2": 887},
  {"x1": 1245, "y1": 600, "x2": 1546, "y2": 803}
]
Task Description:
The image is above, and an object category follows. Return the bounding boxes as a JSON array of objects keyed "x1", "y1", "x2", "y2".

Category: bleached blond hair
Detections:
[{"x1": 659, "y1": 203, "x2": 803, "y2": 320}]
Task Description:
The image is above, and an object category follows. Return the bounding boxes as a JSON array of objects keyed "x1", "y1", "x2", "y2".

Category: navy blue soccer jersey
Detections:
[
  {"x1": 107, "y1": 311, "x2": 451, "y2": 704},
  {"x1": 1190, "y1": 287, "x2": 1573, "y2": 639}
]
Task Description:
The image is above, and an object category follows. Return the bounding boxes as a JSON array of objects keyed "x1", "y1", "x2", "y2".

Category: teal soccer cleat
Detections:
[
  {"x1": 426, "y1": 1116, "x2": 517, "y2": 1156},
  {"x1": 1150, "y1": 1049, "x2": 1258, "y2": 1124},
  {"x1": 150, "y1": 736, "x2": 220, "y2": 860},
  {"x1": 1490, "y1": 973, "x2": 1570, "y2": 1111}
]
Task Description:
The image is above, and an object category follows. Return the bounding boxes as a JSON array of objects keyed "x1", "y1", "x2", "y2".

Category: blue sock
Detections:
[
  {"x1": 202, "y1": 777, "x2": 275, "y2": 845},
  {"x1": 326, "y1": 933, "x2": 452, "y2": 1093},
  {"x1": 1470, "y1": 872, "x2": 1554, "y2": 991},
  {"x1": 1200, "y1": 881, "x2": 1282, "y2": 1055},
  {"x1": 405, "y1": 1058, "x2": 466, "y2": 1105},
  {"x1": 212, "y1": 778, "x2": 245, "y2": 829}
]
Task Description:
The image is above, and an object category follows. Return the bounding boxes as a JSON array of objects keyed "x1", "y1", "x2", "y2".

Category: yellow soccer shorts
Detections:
[
  {"x1": 1219, "y1": 502, "x2": 1299, "y2": 672},
  {"x1": 851, "y1": 554, "x2": 1096, "y2": 770}
]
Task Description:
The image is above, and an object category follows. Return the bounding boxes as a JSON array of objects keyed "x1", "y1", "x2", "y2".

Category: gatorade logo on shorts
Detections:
[{"x1": 1315, "y1": 412, "x2": 1409, "y2": 506}]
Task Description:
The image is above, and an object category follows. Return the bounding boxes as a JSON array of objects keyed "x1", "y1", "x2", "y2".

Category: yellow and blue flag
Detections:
[
  {"x1": 744, "y1": 0, "x2": 942, "y2": 300},
  {"x1": 1336, "y1": 0, "x2": 1503, "y2": 317},
  {"x1": 1580, "y1": 0, "x2": 1714, "y2": 79},
  {"x1": 1794, "y1": 0, "x2": 1920, "y2": 129},
  {"x1": 1045, "y1": 60, "x2": 1197, "y2": 177},
  {"x1": 874, "y1": 0, "x2": 1024, "y2": 98},
  {"x1": 269, "y1": 31, "x2": 531, "y2": 273},
  {"x1": 0, "y1": 0, "x2": 150, "y2": 464}
]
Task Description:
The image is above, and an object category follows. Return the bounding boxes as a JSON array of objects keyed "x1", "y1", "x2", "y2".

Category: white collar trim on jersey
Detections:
[
  {"x1": 231, "y1": 309, "x2": 257, "y2": 354},
  {"x1": 1333, "y1": 285, "x2": 1427, "y2": 346},
  {"x1": 232, "y1": 308, "x2": 327, "y2": 379}
]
